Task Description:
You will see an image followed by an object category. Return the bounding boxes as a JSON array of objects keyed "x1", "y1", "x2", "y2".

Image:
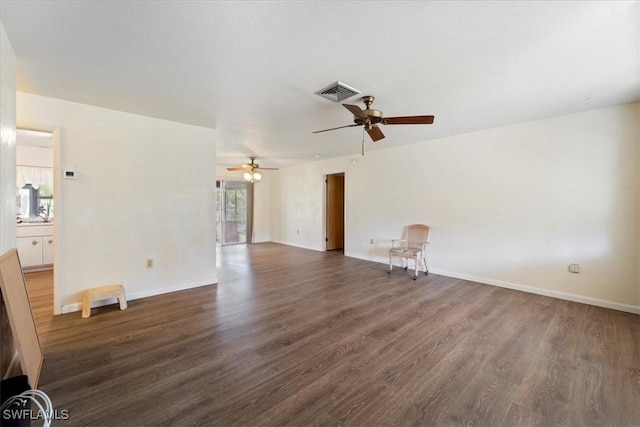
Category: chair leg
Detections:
[
  {"x1": 423, "y1": 256, "x2": 428, "y2": 275},
  {"x1": 388, "y1": 253, "x2": 392, "y2": 274},
  {"x1": 81, "y1": 291, "x2": 91, "y2": 318},
  {"x1": 413, "y1": 256, "x2": 418, "y2": 280}
]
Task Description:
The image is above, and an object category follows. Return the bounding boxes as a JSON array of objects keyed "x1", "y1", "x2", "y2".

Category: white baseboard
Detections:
[
  {"x1": 347, "y1": 253, "x2": 640, "y2": 315},
  {"x1": 272, "y1": 240, "x2": 323, "y2": 252},
  {"x1": 429, "y1": 268, "x2": 640, "y2": 315},
  {"x1": 61, "y1": 278, "x2": 218, "y2": 314}
]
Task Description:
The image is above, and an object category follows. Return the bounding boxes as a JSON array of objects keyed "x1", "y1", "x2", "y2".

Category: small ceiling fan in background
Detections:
[
  {"x1": 313, "y1": 96, "x2": 435, "y2": 155},
  {"x1": 226, "y1": 157, "x2": 278, "y2": 183}
]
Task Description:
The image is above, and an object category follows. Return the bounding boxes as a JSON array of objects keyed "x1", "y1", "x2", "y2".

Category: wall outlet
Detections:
[
  {"x1": 568, "y1": 263, "x2": 580, "y2": 273},
  {"x1": 146, "y1": 258, "x2": 154, "y2": 268},
  {"x1": 370, "y1": 238, "x2": 374, "y2": 245}
]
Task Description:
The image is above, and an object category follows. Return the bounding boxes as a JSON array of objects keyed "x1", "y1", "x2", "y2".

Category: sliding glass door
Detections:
[{"x1": 216, "y1": 180, "x2": 248, "y2": 245}]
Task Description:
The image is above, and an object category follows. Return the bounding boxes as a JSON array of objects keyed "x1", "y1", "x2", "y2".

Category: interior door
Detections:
[{"x1": 326, "y1": 173, "x2": 344, "y2": 251}]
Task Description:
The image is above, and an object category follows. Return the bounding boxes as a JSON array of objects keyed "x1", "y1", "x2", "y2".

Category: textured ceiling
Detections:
[{"x1": 1, "y1": 1, "x2": 638, "y2": 169}]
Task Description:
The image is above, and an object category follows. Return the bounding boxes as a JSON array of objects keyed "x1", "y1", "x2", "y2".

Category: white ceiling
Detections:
[
  {"x1": 16, "y1": 129, "x2": 53, "y2": 148},
  {"x1": 1, "y1": 1, "x2": 638, "y2": 169}
]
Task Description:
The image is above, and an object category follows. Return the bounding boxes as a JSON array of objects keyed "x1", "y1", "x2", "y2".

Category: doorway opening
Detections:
[
  {"x1": 216, "y1": 180, "x2": 251, "y2": 245},
  {"x1": 16, "y1": 129, "x2": 54, "y2": 225},
  {"x1": 15, "y1": 128, "x2": 59, "y2": 314},
  {"x1": 16, "y1": 129, "x2": 55, "y2": 269},
  {"x1": 325, "y1": 173, "x2": 345, "y2": 252}
]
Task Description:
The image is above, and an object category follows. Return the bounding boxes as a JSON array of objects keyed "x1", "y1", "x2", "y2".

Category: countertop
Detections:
[{"x1": 17, "y1": 221, "x2": 53, "y2": 227}]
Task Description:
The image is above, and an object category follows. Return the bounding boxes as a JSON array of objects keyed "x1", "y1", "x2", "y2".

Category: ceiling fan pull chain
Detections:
[{"x1": 361, "y1": 129, "x2": 365, "y2": 156}]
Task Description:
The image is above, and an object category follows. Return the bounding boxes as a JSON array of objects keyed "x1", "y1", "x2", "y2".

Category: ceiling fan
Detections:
[
  {"x1": 226, "y1": 157, "x2": 278, "y2": 183},
  {"x1": 313, "y1": 96, "x2": 435, "y2": 154}
]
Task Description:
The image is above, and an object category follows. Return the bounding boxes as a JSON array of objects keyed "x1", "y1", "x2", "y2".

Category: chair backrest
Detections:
[{"x1": 406, "y1": 224, "x2": 430, "y2": 249}]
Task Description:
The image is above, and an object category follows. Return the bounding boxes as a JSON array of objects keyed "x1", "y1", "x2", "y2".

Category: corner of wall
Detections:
[{"x1": 0, "y1": 22, "x2": 17, "y2": 254}]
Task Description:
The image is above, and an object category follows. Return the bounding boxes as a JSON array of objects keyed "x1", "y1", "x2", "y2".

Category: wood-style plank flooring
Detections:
[{"x1": 23, "y1": 243, "x2": 639, "y2": 426}]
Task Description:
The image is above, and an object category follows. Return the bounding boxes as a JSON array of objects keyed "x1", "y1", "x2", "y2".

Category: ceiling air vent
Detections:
[{"x1": 315, "y1": 81, "x2": 360, "y2": 102}]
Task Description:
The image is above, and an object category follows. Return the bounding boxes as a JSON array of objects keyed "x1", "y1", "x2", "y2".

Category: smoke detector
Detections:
[{"x1": 315, "y1": 81, "x2": 360, "y2": 102}]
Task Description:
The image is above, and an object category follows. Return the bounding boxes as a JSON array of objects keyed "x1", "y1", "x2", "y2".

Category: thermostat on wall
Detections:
[{"x1": 63, "y1": 169, "x2": 76, "y2": 179}]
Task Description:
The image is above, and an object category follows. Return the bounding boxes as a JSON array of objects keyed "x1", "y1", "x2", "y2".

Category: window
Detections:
[
  {"x1": 16, "y1": 165, "x2": 54, "y2": 220},
  {"x1": 17, "y1": 183, "x2": 54, "y2": 220},
  {"x1": 216, "y1": 180, "x2": 248, "y2": 245}
]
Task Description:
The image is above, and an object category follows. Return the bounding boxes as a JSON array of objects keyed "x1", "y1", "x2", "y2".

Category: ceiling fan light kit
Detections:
[
  {"x1": 312, "y1": 95, "x2": 435, "y2": 154},
  {"x1": 227, "y1": 157, "x2": 278, "y2": 183},
  {"x1": 244, "y1": 171, "x2": 261, "y2": 182}
]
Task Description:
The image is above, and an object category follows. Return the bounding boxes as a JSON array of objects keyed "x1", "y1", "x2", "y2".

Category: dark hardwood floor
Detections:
[{"x1": 23, "y1": 243, "x2": 639, "y2": 426}]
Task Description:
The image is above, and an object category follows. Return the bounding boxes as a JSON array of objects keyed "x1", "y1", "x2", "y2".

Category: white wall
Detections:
[
  {"x1": 272, "y1": 162, "x2": 346, "y2": 251},
  {"x1": 17, "y1": 145, "x2": 53, "y2": 167},
  {"x1": 253, "y1": 171, "x2": 272, "y2": 243},
  {"x1": 18, "y1": 93, "x2": 218, "y2": 313},
  {"x1": 0, "y1": 23, "x2": 17, "y2": 254},
  {"x1": 273, "y1": 103, "x2": 640, "y2": 312}
]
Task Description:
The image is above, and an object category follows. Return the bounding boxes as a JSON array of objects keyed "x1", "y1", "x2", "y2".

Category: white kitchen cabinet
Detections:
[
  {"x1": 16, "y1": 236, "x2": 44, "y2": 267},
  {"x1": 16, "y1": 224, "x2": 53, "y2": 268},
  {"x1": 43, "y1": 236, "x2": 54, "y2": 265}
]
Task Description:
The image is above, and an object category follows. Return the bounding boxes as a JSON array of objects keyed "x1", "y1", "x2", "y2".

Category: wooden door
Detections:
[{"x1": 326, "y1": 174, "x2": 344, "y2": 251}]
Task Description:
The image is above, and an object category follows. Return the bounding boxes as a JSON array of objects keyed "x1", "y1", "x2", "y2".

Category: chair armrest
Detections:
[{"x1": 391, "y1": 239, "x2": 407, "y2": 248}]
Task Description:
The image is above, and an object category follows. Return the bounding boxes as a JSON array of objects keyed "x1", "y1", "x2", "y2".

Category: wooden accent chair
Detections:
[{"x1": 388, "y1": 224, "x2": 430, "y2": 280}]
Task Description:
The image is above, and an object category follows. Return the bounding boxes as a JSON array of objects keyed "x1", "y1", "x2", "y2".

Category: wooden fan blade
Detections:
[
  {"x1": 342, "y1": 103, "x2": 369, "y2": 119},
  {"x1": 227, "y1": 167, "x2": 247, "y2": 171},
  {"x1": 257, "y1": 167, "x2": 279, "y2": 171},
  {"x1": 312, "y1": 123, "x2": 360, "y2": 134},
  {"x1": 366, "y1": 125, "x2": 385, "y2": 142},
  {"x1": 383, "y1": 115, "x2": 435, "y2": 125}
]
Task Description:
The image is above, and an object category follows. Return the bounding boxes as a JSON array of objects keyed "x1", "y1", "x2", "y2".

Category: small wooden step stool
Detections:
[{"x1": 82, "y1": 284, "x2": 127, "y2": 318}]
